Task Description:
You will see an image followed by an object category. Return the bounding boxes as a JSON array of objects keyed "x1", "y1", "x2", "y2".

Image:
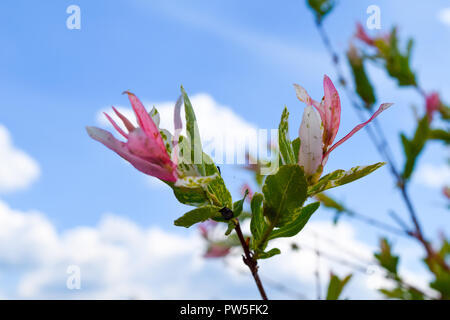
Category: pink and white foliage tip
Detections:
[
  {"x1": 425, "y1": 92, "x2": 442, "y2": 123},
  {"x1": 86, "y1": 92, "x2": 178, "y2": 182},
  {"x1": 294, "y1": 75, "x2": 393, "y2": 180}
]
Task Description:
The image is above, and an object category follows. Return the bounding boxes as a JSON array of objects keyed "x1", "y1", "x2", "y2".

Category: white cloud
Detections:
[
  {"x1": 97, "y1": 93, "x2": 259, "y2": 165},
  {"x1": 0, "y1": 199, "x2": 434, "y2": 299},
  {"x1": 0, "y1": 125, "x2": 40, "y2": 193},
  {"x1": 415, "y1": 163, "x2": 450, "y2": 189},
  {"x1": 0, "y1": 201, "x2": 58, "y2": 267},
  {"x1": 438, "y1": 8, "x2": 450, "y2": 26},
  {"x1": 0, "y1": 200, "x2": 208, "y2": 299}
]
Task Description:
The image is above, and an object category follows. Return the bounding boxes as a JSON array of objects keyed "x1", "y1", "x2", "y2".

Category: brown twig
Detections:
[{"x1": 233, "y1": 218, "x2": 268, "y2": 300}]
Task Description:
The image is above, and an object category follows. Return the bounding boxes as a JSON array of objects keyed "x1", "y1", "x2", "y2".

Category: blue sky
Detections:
[{"x1": 0, "y1": 0, "x2": 448, "y2": 299}]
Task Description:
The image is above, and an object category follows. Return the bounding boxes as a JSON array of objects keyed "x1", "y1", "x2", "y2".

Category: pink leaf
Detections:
[
  {"x1": 425, "y1": 92, "x2": 441, "y2": 122},
  {"x1": 294, "y1": 83, "x2": 326, "y2": 128},
  {"x1": 323, "y1": 103, "x2": 393, "y2": 162},
  {"x1": 112, "y1": 106, "x2": 135, "y2": 133},
  {"x1": 204, "y1": 245, "x2": 230, "y2": 258},
  {"x1": 322, "y1": 75, "x2": 341, "y2": 147},
  {"x1": 86, "y1": 126, "x2": 177, "y2": 182},
  {"x1": 123, "y1": 91, "x2": 167, "y2": 152},
  {"x1": 104, "y1": 112, "x2": 128, "y2": 139},
  {"x1": 355, "y1": 22, "x2": 374, "y2": 46}
]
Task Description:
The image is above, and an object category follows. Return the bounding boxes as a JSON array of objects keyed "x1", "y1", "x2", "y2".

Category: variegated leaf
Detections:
[
  {"x1": 149, "y1": 106, "x2": 160, "y2": 127},
  {"x1": 174, "y1": 205, "x2": 221, "y2": 228},
  {"x1": 175, "y1": 174, "x2": 219, "y2": 188},
  {"x1": 308, "y1": 162, "x2": 386, "y2": 196},
  {"x1": 278, "y1": 107, "x2": 296, "y2": 165}
]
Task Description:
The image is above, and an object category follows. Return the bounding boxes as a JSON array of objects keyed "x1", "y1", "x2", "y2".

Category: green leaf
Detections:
[
  {"x1": 278, "y1": 107, "x2": 296, "y2": 165},
  {"x1": 181, "y1": 86, "x2": 205, "y2": 176},
  {"x1": 250, "y1": 193, "x2": 265, "y2": 243},
  {"x1": 262, "y1": 164, "x2": 308, "y2": 227},
  {"x1": 172, "y1": 88, "x2": 232, "y2": 210},
  {"x1": 202, "y1": 152, "x2": 220, "y2": 175},
  {"x1": 174, "y1": 205, "x2": 221, "y2": 228},
  {"x1": 176, "y1": 136, "x2": 201, "y2": 176},
  {"x1": 377, "y1": 28, "x2": 416, "y2": 86},
  {"x1": 232, "y1": 189, "x2": 249, "y2": 219},
  {"x1": 379, "y1": 287, "x2": 407, "y2": 299},
  {"x1": 308, "y1": 162, "x2": 386, "y2": 196},
  {"x1": 268, "y1": 202, "x2": 320, "y2": 240},
  {"x1": 314, "y1": 193, "x2": 345, "y2": 212},
  {"x1": 256, "y1": 248, "x2": 281, "y2": 260},
  {"x1": 206, "y1": 175, "x2": 232, "y2": 208},
  {"x1": 430, "y1": 274, "x2": 450, "y2": 299},
  {"x1": 326, "y1": 273, "x2": 353, "y2": 300},
  {"x1": 307, "y1": 0, "x2": 335, "y2": 22},
  {"x1": 172, "y1": 186, "x2": 210, "y2": 207},
  {"x1": 428, "y1": 129, "x2": 450, "y2": 145},
  {"x1": 401, "y1": 116, "x2": 429, "y2": 180},
  {"x1": 440, "y1": 104, "x2": 450, "y2": 120},
  {"x1": 347, "y1": 48, "x2": 376, "y2": 108},
  {"x1": 314, "y1": 193, "x2": 346, "y2": 224},
  {"x1": 292, "y1": 137, "x2": 300, "y2": 163},
  {"x1": 374, "y1": 238, "x2": 399, "y2": 275},
  {"x1": 224, "y1": 221, "x2": 236, "y2": 236},
  {"x1": 400, "y1": 133, "x2": 412, "y2": 158},
  {"x1": 379, "y1": 287, "x2": 424, "y2": 300},
  {"x1": 176, "y1": 137, "x2": 217, "y2": 179},
  {"x1": 174, "y1": 174, "x2": 220, "y2": 188},
  {"x1": 427, "y1": 239, "x2": 450, "y2": 299},
  {"x1": 407, "y1": 288, "x2": 426, "y2": 300},
  {"x1": 171, "y1": 173, "x2": 231, "y2": 208}
]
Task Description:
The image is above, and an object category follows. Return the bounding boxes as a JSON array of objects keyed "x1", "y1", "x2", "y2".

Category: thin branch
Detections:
[
  {"x1": 388, "y1": 211, "x2": 413, "y2": 235},
  {"x1": 345, "y1": 209, "x2": 410, "y2": 238},
  {"x1": 223, "y1": 259, "x2": 306, "y2": 299},
  {"x1": 310, "y1": 231, "x2": 377, "y2": 265},
  {"x1": 323, "y1": 207, "x2": 409, "y2": 238},
  {"x1": 312, "y1": 19, "x2": 449, "y2": 271},
  {"x1": 232, "y1": 216, "x2": 268, "y2": 300},
  {"x1": 298, "y1": 242, "x2": 371, "y2": 274},
  {"x1": 294, "y1": 243, "x2": 435, "y2": 299}
]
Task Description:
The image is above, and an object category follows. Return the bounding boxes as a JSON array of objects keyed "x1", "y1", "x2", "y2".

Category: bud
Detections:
[{"x1": 298, "y1": 105, "x2": 323, "y2": 177}]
